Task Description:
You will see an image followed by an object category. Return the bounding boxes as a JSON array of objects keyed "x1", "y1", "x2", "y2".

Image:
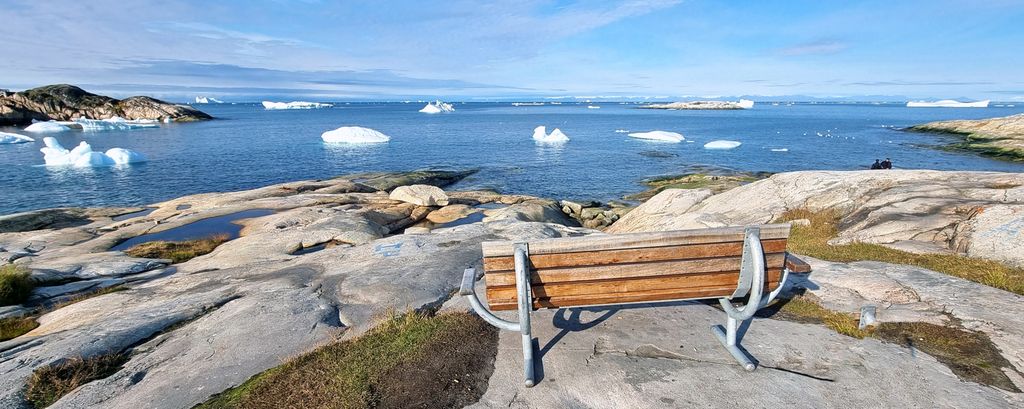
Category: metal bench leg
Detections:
[
  {"x1": 514, "y1": 243, "x2": 537, "y2": 387},
  {"x1": 712, "y1": 227, "x2": 766, "y2": 371}
]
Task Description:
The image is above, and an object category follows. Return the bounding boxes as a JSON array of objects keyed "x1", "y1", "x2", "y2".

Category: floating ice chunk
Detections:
[
  {"x1": 587, "y1": 105, "x2": 601, "y2": 109},
  {"x1": 321, "y1": 126, "x2": 391, "y2": 144},
  {"x1": 262, "y1": 101, "x2": 333, "y2": 110},
  {"x1": 105, "y1": 148, "x2": 148, "y2": 164},
  {"x1": 419, "y1": 100, "x2": 455, "y2": 113},
  {"x1": 704, "y1": 140, "x2": 742, "y2": 150},
  {"x1": 24, "y1": 121, "x2": 70, "y2": 133},
  {"x1": 906, "y1": 99, "x2": 989, "y2": 108},
  {"x1": 614, "y1": 129, "x2": 629, "y2": 133},
  {"x1": 627, "y1": 130, "x2": 684, "y2": 143},
  {"x1": 0, "y1": 131, "x2": 34, "y2": 144},
  {"x1": 75, "y1": 117, "x2": 159, "y2": 131},
  {"x1": 39, "y1": 137, "x2": 146, "y2": 167},
  {"x1": 770, "y1": 148, "x2": 789, "y2": 152},
  {"x1": 737, "y1": 99, "x2": 755, "y2": 109},
  {"x1": 532, "y1": 126, "x2": 569, "y2": 144},
  {"x1": 195, "y1": 96, "x2": 222, "y2": 104}
]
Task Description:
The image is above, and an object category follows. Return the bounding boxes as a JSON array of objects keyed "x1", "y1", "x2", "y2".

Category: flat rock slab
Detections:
[{"x1": 467, "y1": 301, "x2": 1022, "y2": 408}]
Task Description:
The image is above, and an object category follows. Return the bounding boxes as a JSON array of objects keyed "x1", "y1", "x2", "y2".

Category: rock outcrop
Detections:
[
  {"x1": 909, "y1": 114, "x2": 1024, "y2": 161},
  {"x1": 610, "y1": 170, "x2": 1024, "y2": 268},
  {"x1": 0, "y1": 84, "x2": 212, "y2": 126}
]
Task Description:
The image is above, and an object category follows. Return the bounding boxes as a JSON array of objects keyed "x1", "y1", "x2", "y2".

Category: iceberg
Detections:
[
  {"x1": 0, "y1": 131, "x2": 34, "y2": 144},
  {"x1": 587, "y1": 105, "x2": 601, "y2": 109},
  {"x1": 39, "y1": 137, "x2": 147, "y2": 167},
  {"x1": 627, "y1": 130, "x2": 684, "y2": 143},
  {"x1": 906, "y1": 99, "x2": 989, "y2": 108},
  {"x1": 195, "y1": 96, "x2": 223, "y2": 104},
  {"x1": 641, "y1": 100, "x2": 754, "y2": 110},
  {"x1": 532, "y1": 126, "x2": 569, "y2": 144},
  {"x1": 75, "y1": 117, "x2": 159, "y2": 131},
  {"x1": 321, "y1": 126, "x2": 391, "y2": 144},
  {"x1": 614, "y1": 129, "x2": 629, "y2": 133},
  {"x1": 24, "y1": 121, "x2": 71, "y2": 133},
  {"x1": 704, "y1": 140, "x2": 742, "y2": 150},
  {"x1": 262, "y1": 101, "x2": 333, "y2": 110},
  {"x1": 770, "y1": 148, "x2": 789, "y2": 152},
  {"x1": 419, "y1": 100, "x2": 455, "y2": 113}
]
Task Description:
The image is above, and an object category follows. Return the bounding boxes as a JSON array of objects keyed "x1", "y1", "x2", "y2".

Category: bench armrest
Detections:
[
  {"x1": 460, "y1": 267, "x2": 477, "y2": 296},
  {"x1": 784, "y1": 252, "x2": 812, "y2": 273}
]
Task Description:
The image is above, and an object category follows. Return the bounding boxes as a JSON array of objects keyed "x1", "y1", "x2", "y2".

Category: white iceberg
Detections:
[
  {"x1": 40, "y1": 137, "x2": 146, "y2": 167},
  {"x1": 75, "y1": 117, "x2": 159, "y2": 131},
  {"x1": 770, "y1": 148, "x2": 789, "y2": 152},
  {"x1": 737, "y1": 99, "x2": 755, "y2": 109},
  {"x1": 627, "y1": 130, "x2": 684, "y2": 143},
  {"x1": 614, "y1": 129, "x2": 629, "y2": 133},
  {"x1": 906, "y1": 99, "x2": 989, "y2": 108},
  {"x1": 321, "y1": 126, "x2": 391, "y2": 144},
  {"x1": 532, "y1": 126, "x2": 569, "y2": 144},
  {"x1": 195, "y1": 96, "x2": 223, "y2": 104},
  {"x1": 419, "y1": 100, "x2": 455, "y2": 113},
  {"x1": 24, "y1": 121, "x2": 71, "y2": 133},
  {"x1": 0, "y1": 131, "x2": 34, "y2": 144},
  {"x1": 704, "y1": 140, "x2": 742, "y2": 150},
  {"x1": 262, "y1": 101, "x2": 333, "y2": 110},
  {"x1": 587, "y1": 105, "x2": 601, "y2": 109}
]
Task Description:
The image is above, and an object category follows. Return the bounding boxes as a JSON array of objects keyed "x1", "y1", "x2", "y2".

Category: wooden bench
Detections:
[{"x1": 460, "y1": 223, "x2": 809, "y2": 387}]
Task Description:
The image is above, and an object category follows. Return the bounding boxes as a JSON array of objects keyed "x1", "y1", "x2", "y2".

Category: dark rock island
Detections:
[{"x1": 0, "y1": 84, "x2": 212, "y2": 126}]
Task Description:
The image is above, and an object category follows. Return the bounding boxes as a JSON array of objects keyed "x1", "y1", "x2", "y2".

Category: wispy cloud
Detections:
[{"x1": 777, "y1": 40, "x2": 848, "y2": 56}]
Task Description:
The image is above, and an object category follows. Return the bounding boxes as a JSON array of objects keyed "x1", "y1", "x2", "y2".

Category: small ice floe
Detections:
[
  {"x1": 532, "y1": 126, "x2": 569, "y2": 144},
  {"x1": 75, "y1": 117, "x2": 159, "y2": 131},
  {"x1": 704, "y1": 140, "x2": 742, "y2": 150},
  {"x1": 906, "y1": 99, "x2": 989, "y2": 108},
  {"x1": 321, "y1": 126, "x2": 391, "y2": 144},
  {"x1": 770, "y1": 148, "x2": 789, "y2": 152},
  {"x1": 627, "y1": 131, "x2": 684, "y2": 143},
  {"x1": 0, "y1": 131, "x2": 34, "y2": 144},
  {"x1": 419, "y1": 100, "x2": 455, "y2": 113},
  {"x1": 614, "y1": 129, "x2": 629, "y2": 133},
  {"x1": 262, "y1": 101, "x2": 333, "y2": 110},
  {"x1": 195, "y1": 96, "x2": 223, "y2": 104},
  {"x1": 40, "y1": 137, "x2": 147, "y2": 167},
  {"x1": 587, "y1": 105, "x2": 601, "y2": 109},
  {"x1": 24, "y1": 121, "x2": 71, "y2": 133}
]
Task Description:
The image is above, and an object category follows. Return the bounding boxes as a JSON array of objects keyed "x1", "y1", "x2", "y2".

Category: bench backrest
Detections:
[{"x1": 480, "y1": 224, "x2": 791, "y2": 311}]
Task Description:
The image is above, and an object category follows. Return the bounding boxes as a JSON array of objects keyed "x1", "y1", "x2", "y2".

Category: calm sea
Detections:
[{"x1": 1, "y1": 102, "x2": 1023, "y2": 215}]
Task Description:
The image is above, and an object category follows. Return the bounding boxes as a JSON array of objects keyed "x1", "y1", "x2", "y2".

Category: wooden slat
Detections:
[
  {"x1": 481, "y1": 223, "x2": 792, "y2": 257},
  {"x1": 486, "y1": 270, "x2": 741, "y2": 300},
  {"x1": 487, "y1": 285, "x2": 739, "y2": 311},
  {"x1": 483, "y1": 239, "x2": 789, "y2": 272},
  {"x1": 483, "y1": 252, "x2": 786, "y2": 287},
  {"x1": 785, "y1": 253, "x2": 812, "y2": 273}
]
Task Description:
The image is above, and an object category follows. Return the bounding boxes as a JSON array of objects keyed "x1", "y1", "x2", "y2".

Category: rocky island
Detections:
[
  {"x1": 0, "y1": 84, "x2": 212, "y2": 126},
  {"x1": 1, "y1": 170, "x2": 1022, "y2": 408},
  {"x1": 909, "y1": 113, "x2": 1024, "y2": 161}
]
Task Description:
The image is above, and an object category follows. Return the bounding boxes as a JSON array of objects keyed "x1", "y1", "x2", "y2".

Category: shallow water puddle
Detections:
[{"x1": 111, "y1": 209, "x2": 275, "y2": 251}]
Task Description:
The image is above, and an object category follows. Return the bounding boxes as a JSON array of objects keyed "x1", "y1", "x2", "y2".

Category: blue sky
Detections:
[{"x1": 1, "y1": 0, "x2": 1022, "y2": 101}]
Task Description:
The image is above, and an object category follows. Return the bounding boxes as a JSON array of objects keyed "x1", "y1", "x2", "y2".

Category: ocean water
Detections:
[{"x1": 2, "y1": 102, "x2": 1023, "y2": 215}]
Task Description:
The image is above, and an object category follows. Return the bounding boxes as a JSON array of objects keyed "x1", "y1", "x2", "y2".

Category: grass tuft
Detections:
[
  {"x1": 761, "y1": 295, "x2": 1021, "y2": 391},
  {"x1": 124, "y1": 234, "x2": 230, "y2": 264},
  {"x1": 778, "y1": 208, "x2": 1024, "y2": 295},
  {"x1": 0, "y1": 316, "x2": 40, "y2": 342},
  {"x1": 25, "y1": 353, "x2": 128, "y2": 408},
  {"x1": 198, "y1": 311, "x2": 498, "y2": 409},
  {"x1": 0, "y1": 264, "x2": 35, "y2": 306}
]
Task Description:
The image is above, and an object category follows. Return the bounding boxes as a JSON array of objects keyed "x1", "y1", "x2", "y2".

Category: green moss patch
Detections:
[
  {"x1": 0, "y1": 264, "x2": 34, "y2": 306},
  {"x1": 124, "y1": 234, "x2": 229, "y2": 264},
  {"x1": 198, "y1": 311, "x2": 498, "y2": 409}
]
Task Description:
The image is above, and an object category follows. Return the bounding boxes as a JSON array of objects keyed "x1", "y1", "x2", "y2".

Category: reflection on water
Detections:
[{"x1": 111, "y1": 209, "x2": 275, "y2": 251}]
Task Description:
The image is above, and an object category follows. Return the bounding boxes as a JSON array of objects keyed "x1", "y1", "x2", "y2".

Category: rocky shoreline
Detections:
[
  {"x1": 909, "y1": 113, "x2": 1024, "y2": 161},
  {"x1": 1, "y1": 169, "x2": 1023, "y2": 407},
  {"x1": 0, "y1": 84, "x2": 212, "y2": 126}
]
